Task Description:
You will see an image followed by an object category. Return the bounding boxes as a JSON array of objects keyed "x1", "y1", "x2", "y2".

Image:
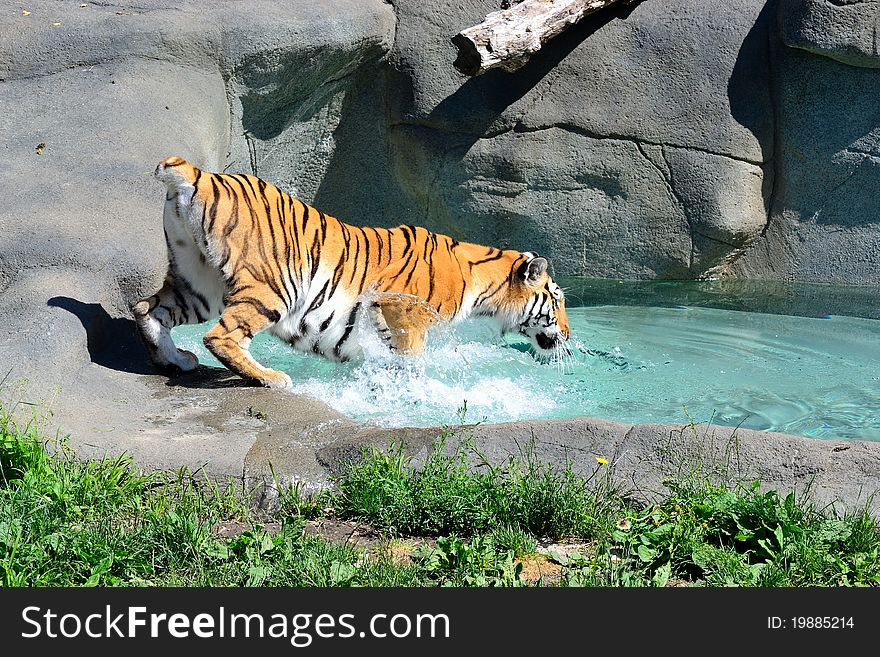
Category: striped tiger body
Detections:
[{"x1": 133, "y1": 157, "x2": 571, "y2": 388}]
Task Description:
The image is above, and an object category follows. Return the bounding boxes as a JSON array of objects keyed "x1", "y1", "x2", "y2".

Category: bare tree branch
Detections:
[{"x1": 452, "y1": 0, "x2": 638, "y2": 76}]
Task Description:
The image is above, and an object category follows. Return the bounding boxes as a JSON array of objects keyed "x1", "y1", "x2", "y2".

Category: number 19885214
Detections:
[{"x1": 768, "y1": 617, "x2": 854, "y2": 630}]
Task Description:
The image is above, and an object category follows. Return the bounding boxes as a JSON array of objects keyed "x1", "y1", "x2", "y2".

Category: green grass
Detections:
[
  {"x1": 2, "y1": 402, "x2": 879, "y2": 587},
  {"x1": 321, "y1": 438, "x2": 616, "y2": 538},
  {"x1": 0, "y1": 405, "x2": 423, "y2": 587}
]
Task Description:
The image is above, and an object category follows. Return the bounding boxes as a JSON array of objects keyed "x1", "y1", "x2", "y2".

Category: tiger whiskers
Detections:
[{"x1": 553, "y1": 341, "x2": 576, "y2": 375}]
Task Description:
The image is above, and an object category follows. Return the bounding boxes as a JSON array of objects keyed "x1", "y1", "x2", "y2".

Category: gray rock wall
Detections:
[
  {"x1": 385, "y1": 0, "x2": 777, "y2": 279},
  {"x1": 379, "y1": 0, "x2": 880, "y2": 283},
  {"x1": 3, "y1": 0, "x2": 877, "y2": 340},
  {"x1": 734, "y1": 0, "x2": 880, "y2": 282},
  {"x1": 781, "y1": 0, "x2": 880, "y2": 68}
]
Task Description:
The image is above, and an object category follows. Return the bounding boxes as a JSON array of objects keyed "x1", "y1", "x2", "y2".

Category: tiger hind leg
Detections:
[
  {"x1": 132, "y1": 277, "x2": 205, "y2": 372},
  {"x1": 203, "y1": 300, "x2": 292, "y2": 388},
  {"x1": 368, "y1": 293, "x2": 439, "y2": 355}
]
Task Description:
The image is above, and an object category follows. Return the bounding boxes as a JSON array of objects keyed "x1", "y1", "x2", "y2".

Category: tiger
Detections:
[{"x1": 132, "y1": 156, "x2": 571, "y2": 388}]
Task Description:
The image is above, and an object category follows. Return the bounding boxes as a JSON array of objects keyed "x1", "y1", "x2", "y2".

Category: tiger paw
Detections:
[
  {"x1": 261, "y1": 370, "x2": 293, "y2": 390},
  {"x1": 171, "y1": 348, "x2": 199, "y2": 372},
  {"x1": 131, "y1": 300, "x2": 151, "y2": 318}
]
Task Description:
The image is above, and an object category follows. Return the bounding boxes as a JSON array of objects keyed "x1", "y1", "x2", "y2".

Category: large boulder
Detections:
[
  {"x1": 780, "y1": 0, "x2": 880, "y2": 68},
  {"x1": 385, "y1": 0, "x2": 775, "y2": 278}
]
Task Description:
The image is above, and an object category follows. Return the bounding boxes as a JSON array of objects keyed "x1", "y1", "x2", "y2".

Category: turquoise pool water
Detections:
[{"x1": 172, "y1": 281, "x2": 880, "y2": 440}]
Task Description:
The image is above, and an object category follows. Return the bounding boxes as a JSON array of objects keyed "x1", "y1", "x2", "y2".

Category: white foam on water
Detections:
[
  {"x1": 288, "y1": 312, "x2": 560, "y2": 427},
  {"x1": 170, "y1": 311, "x2": 562, "y2": 427}
]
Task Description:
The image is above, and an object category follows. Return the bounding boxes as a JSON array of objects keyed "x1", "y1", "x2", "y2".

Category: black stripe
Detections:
[
  {"x1": 299, "y1": 279, "x2": 330, "y2": 333},
  {"x1": 309, "y1": 240, "x2": 321, "y2": 281},
  {"x1": 476, "y1": 279, "x2": 507, "y2": 306},
  {"x1": 216, "y1": 177, "x2": 240, "y2": 241},
  {"x1": 357, "y1": 227, "x2": 371, "y2": 293},
  {"x1": 207, "y1": 176, "x2": 221, "y2": 234},
  {"x1": 234, "y1": 297, "x2": 281, "y2": 325},
  {"x1": 391, "y1": 250, "x2": 416, "y2": 282},
  {"x1": 236, "y1": 173, "x2": 259, "y2": 198},
  {"x1": 174, "y1": 275, "x2": 211, "y2": 317},
  {"x1": 522, "y1": 295, "x2": 538, "y2": 321},
  {"x1": 301, "y1": 201, "x2": 311, "y2": 233},
  {"x1": 319, "y1": 311, "x2": 335, "y2": 332},
  {"x1": 259, "y1": 260, "x2": 292, "y2": 310},
  {"x1": 347, "y1": 226, "x2": 360, "y2": 285},
  {"x1": 256, "y1": 178, "x2": 281, "y2": 270},
  {"x1": 369, "y1": 227, "x2": 382, "y2": 265},
  {"x1": 426, "y1": 234, "x2": 436, "y2": 302},
  {"x1": 277, "y1": 193, "x2": 299, "y2": 305},
  {"x1": 285, "y1": 194, "x2": 303, "y2": 282},
  {"x1": 401, "y1": 256, "x2": 419, "y2": 289},
  {"x1": 327, "y1": 255, "x2": 346, "y2": 304},
  {"x1": 469, "y1": 250, "x2": 504, "y2": 268},
  {"x1": 334, "y1": 302, "x2": 361, "y2": 359},
  {"x1": 226, "y1": 281, "x2": 256, "y2": 298},
  {"x1": 229, "y1": 175, "x2": 266, "y2": 261},
  {"x1": 217, "y1": 243, "x2": 233, "y2": 275},
  {"x1": 319, "y1": 211, "x2": 328, "y2": 242},
  {"x1": 171, "y1": 287, "x2": 190, "y2": 318}
]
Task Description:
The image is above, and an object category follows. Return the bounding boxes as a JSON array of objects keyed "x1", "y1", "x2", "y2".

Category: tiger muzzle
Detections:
[{"x1": 536, "y1": 331, "x2": 568, "y2": 352}]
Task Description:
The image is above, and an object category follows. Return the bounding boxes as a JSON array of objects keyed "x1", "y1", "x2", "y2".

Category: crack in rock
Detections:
[{"x1": 390, "y1": 119, "x2": 767, "y2": 166}]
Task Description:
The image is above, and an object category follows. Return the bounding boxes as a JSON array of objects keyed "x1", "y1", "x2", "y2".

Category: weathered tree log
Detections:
[{"x1": 452, "y1": 0, "x2": 638, "y2": 76}]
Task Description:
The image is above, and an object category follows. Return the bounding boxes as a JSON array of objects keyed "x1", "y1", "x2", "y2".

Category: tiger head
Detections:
[{"x1": 490, "y1": 252, "x2": 571, "y2": 359}]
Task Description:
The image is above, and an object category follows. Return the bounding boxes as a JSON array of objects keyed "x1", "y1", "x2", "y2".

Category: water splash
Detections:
[{"x1": 292, "y1": 313, "x2": 561, "y2": 427}]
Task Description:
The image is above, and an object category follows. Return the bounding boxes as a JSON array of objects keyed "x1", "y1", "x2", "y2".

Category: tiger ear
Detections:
[{"x1": 519, "y1": 256, "x2": 548, "y2": 287}]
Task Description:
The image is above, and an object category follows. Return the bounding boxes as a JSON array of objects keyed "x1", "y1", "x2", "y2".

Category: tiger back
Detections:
[{"x1": 133, "y1": 157, "x2": 571, "y2": 388}]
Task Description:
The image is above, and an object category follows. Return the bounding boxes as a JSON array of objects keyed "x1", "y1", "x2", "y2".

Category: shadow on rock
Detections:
[
  {"x1": 727, "y1": 0, "x2": 777, "y2": 164},
  {"x1": 423, "y1": 0, "x2": 645, "y2": 141},
  {"x1": 47, "y1": 296, "x2": 155, "y2": 375},
  {"x1": 165, "y1": 366, "x2": 258, "y2": 389},
  {"x1": 48, "y1": 297, "x2": 259, "y2": 389}
]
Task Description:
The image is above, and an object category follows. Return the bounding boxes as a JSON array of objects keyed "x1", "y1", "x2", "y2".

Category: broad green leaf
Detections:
[
  {"x1": 637, "y1": 545, "x2": 657, "y2": 563},
  {"x1": 547, "y1": 550, "x2": 569, "y2": 566},
  {"x1": 330, "y1": 561, "x2": 356, "y2": 584},
  {"x1": 652, "y1": 562, "x2": 671, "y2": 587}
]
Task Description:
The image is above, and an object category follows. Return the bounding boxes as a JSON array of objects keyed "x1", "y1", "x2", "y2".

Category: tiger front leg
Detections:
[
  {"x1": 132, "y1": 278, "x2": 201, "y2": 372},
  {"x1": 368, "y1": 294, "x2": 439, "y2": 355},
  {"x1": 203, "y1": 300, "x2": 292, "y2": 388}
]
